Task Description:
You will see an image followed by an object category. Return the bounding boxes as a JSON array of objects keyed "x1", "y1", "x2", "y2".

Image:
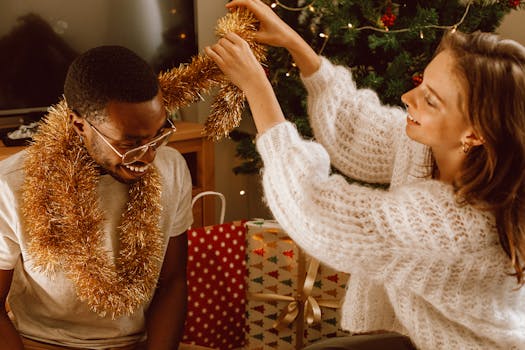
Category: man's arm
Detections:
[
  {"x1": 0, "y1": 269, "x2": 23, "y2": 350},
  {"x1": 145, "y1": 233, "x2": 188, "y2": 350}
]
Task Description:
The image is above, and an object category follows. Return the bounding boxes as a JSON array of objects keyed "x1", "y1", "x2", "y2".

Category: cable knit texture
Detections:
[{"x1": 256, "y1": 57, "x2": 525, "y2": 349}]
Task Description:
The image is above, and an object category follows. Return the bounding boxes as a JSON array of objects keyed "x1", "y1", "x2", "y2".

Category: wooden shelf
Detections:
[
  {"x1": 0, "y1": 121, "x2": 215, "y2": 228},
  {"x1": 0, "y1": 143, "x2": 25, "y2": 160},
  {"x1": 167, "y1": 122, "x2": 215, "y2": 228}
]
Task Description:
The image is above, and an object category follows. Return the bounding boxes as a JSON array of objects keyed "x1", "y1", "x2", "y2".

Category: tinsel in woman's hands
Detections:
[{"x1": 158, "y1": 8, "x2": 267, "y2": 141}]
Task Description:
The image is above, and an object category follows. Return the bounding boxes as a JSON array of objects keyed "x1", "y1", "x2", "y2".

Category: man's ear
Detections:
[{"x1": 69, "y1": 110, "x2": 86, "y2": 137}]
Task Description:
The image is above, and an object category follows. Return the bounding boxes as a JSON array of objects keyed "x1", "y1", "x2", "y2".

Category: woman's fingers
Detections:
[
  {"x1": 205, "y1": 34, "x2": 267, "y2": 92},
  {"x1": 226, "y1": 0, "x2": 265, "y2": 14},
  {"x1": 204, "y1": 46, "x2": 224, "y2": 69},
  {"x1": 205, "y1": 35, "x2": 243, "y2": 71}
]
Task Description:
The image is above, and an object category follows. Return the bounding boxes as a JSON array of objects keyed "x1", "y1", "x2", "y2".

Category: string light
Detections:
[
  {"x1": 346, "y1": 1, "x2": 472, "y2": 35},
  {"x1": 271, "y1": 0, "x2": 473, "y2": 37},
  {"x1": 271, "y1": 0, "x2": 315, "y2": 11},
  {"x1": 279, "y1": 0, "x2": 474, "y2": 78},
  {"x1": 318, "y1": 32, "x2": 330, "y2": 55}
]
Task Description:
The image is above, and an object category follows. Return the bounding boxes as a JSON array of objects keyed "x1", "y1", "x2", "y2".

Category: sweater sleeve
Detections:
[
  {"x1": 302, "y1": 57, "x2": 406, "y2": 184},
  {"x1": 256, "y1": 122, "x2": 498, "y2": 284}
]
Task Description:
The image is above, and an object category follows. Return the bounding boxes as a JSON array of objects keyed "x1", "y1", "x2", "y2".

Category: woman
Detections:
[{"x1": 205, "y1": 0, "x2": 525, "y2": 349}]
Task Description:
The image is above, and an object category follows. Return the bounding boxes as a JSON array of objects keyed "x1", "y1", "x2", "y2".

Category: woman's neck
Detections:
[{"x1": 431, "y1": 147, "x2": 465, "y2": 184}]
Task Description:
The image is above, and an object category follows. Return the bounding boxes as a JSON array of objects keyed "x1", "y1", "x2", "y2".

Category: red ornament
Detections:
[
  {"x1": 411, "y1": 73, "x2": 423, "y2": 86},
  {"x1": 381, "y1": 6, "x2": 397, "y2": 27},
  {"x1": 509, "y1": 0, "x2": 521, "y2": 8}
]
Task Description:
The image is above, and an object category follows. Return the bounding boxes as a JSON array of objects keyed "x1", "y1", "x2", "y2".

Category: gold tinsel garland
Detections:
[
  {"x1": 19, "y1": 8, "x2": 262, "y2": 318},
  {"x1": 159, "y1": 8, "x2": 267, "y2": 141},
  {"x1": 22, "y1": 100, "x2": 164, "y2": 318}
]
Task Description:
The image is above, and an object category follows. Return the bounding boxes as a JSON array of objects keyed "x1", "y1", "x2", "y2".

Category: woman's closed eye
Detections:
[{"x1": 424, "y1": 92, "x2": 438, "y2": 108}]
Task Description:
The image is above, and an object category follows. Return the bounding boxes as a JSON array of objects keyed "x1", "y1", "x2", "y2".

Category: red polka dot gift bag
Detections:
[{"x1": 182, "y1": 192, "x2": 247, "y2": 350}]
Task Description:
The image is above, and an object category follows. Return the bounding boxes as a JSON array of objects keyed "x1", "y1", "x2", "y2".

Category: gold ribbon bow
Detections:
[{"x1": 248, "y1": 251, "x2": 343, "y2": 349}]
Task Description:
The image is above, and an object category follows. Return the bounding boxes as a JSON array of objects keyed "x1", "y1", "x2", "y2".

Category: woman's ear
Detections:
[{"x1": 465, "y1": 132, "x2": 485, "y2": 147}]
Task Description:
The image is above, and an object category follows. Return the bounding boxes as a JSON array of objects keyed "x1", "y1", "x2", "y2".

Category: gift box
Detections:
[
  {"x1": 245, "y1": 220, "x2": 350, "y2": 350},
  {"x1": 183, "y1": 221, "x2": 247, "y2": 350}
]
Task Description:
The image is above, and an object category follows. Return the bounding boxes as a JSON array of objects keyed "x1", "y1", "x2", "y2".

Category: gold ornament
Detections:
[
  {"x1": 159, "y1": 8, "x2": 267, "y2": 141},
  {"x1": 22, "y1": 100, "x2": 164, "y2": 318}
]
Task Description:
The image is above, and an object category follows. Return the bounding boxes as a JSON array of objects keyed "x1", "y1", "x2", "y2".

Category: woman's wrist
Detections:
[{"x1": 286, "y1": 34, "x2": 321, "y2": 77}]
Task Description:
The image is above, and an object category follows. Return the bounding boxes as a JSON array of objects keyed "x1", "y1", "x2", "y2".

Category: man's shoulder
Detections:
[
  {"x1": 0, "y1": 150, "x2": 26, "y2": 179},
  {"x1": 154, "y1": 147, "x2": 190, "y2": 181},
  {"x1": 156, "y1": 146, "x2": 184, "y2": 163}
]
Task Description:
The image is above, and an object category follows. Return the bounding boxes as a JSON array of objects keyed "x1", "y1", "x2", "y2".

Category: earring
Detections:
[{"x1": 462, "y1": 142, "x2": 471, "y2": 154}]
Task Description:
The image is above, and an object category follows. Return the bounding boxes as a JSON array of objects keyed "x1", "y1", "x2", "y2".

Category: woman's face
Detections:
[{"x1": 401, "y1": 50, "x2": 471, "y2": 153}]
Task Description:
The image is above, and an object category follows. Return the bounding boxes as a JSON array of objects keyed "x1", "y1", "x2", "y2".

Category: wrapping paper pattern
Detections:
[
  {"x1": 245, "y1": 220, "x2": 350, "y2": 350},
  {"x1": 183, "y1": 221, "x2": 247, "y2": 350}
]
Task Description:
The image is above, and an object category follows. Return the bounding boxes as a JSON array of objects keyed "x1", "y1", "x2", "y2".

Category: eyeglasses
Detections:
[{"x1": 85, "y1": 118, "x2": 176, "y2": 165}]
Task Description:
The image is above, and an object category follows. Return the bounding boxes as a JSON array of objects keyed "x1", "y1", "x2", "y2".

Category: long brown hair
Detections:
[{"x1": 437, "y1": 31, "x2": 525, "y2": 285}]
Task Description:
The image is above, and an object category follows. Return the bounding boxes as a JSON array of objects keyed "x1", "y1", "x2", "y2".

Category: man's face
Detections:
[{"x1": 74, "y1": 92, "x2": 168, "y2": 184}]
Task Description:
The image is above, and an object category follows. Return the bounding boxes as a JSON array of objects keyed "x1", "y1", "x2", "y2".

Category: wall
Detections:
[{"x1": 498, "y1": 8, "x2": 525, "y2": 45}]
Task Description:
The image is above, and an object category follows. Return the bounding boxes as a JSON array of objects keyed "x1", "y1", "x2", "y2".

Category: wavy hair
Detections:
[{"x1": 438, "y1": 31, "x2": 525, "y2": 285}]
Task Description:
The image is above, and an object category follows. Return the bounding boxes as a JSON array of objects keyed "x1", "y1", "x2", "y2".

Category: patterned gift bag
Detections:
[
  {"x1": 245, "y1": 219, "x2": 350, "y2": 350},
  {"x1": 183, "y1": 191, "x2": 247, "y2": 350}
]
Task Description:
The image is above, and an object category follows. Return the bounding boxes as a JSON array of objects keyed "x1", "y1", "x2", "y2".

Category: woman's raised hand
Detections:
[
  {"x1": 226, "y1": 0, "x2": 300, "y2": 49},
  {"x1": 205, "y1": 32, "x2": 267, "y2": 94},
  {"x1": 226, "y1": 0, "x2": 321, "y2": 77},
  {"x1": 205, "y1": 31, "x2": 287, "y2": 134}
]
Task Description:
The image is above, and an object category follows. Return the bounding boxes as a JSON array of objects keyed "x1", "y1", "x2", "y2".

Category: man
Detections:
[{"x1": 0, "y1": 46, "x2": 192, "y2": 349}]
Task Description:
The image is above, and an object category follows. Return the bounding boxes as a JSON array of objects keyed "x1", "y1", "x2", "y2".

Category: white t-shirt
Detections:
[{"x1": 0, "y1": 146, "x2": 193, "y2": 348}]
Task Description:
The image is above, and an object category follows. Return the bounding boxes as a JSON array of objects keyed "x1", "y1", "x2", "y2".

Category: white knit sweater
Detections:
[{"x1": 255, "y1": 58, "x2": 525, "y2": 350}]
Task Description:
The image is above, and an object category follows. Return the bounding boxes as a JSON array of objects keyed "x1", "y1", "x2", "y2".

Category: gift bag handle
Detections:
[{"x1": 191, "y1": 191, "x2": 225, "y2": 224}]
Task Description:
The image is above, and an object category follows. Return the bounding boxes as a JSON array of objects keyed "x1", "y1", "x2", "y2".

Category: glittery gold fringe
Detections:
[
  {"x1": 22, "y1": 100, "x2": 164, "y2": 318},
  {"x1": 158, "y1": 8, "x2": 267, "y2": 141}
]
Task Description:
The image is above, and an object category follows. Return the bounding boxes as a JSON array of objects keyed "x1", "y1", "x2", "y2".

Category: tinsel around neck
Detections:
[{"x1": 22, "y1": 100, "x2": 164, "y2": 318}]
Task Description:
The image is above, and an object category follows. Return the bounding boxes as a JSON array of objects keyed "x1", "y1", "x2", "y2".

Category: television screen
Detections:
[{"x1": 0, "y1": 0, "x2": 197, "y2": 117}]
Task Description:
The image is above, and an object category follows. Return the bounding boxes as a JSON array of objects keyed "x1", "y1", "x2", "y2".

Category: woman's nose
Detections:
[{"x1": 401, "y1": 89, "x2": 414, "y2": 109}]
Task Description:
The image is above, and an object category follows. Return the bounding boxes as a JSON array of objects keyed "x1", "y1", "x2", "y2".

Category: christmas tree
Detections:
[{"x1": 232, "y1": 0, "x2": 523, "y2": 174}]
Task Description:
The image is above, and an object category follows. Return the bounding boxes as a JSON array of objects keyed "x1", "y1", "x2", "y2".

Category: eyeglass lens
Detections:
[{"x1": 121, "y1": 131, "x2": 172, "y2": 164}]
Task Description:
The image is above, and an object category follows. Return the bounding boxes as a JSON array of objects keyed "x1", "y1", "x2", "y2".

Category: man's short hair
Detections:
[{"x1": 64, "y1": 45, "x2": 159, "y2": 121}]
